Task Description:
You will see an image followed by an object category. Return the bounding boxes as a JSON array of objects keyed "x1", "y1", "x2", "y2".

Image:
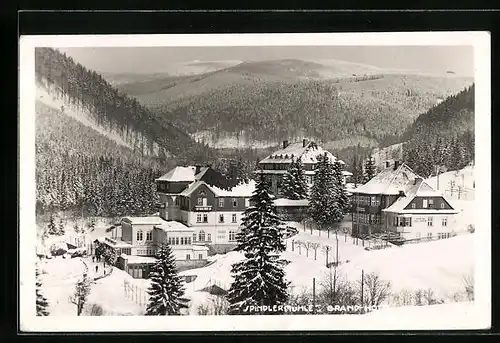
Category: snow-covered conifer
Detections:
[
  {"x1": 145, "y1": 244, "x2": 188, "y2": 316},
  {"x1": 227, "y1": 174, "x2": 289, "y2": 315},
  {"x1": 280, "y1": 158, "x2": 308, "y2": 200},
  {"x1": 36, "y1": 267, "x2": 49, "y2": 316},
  {"x1": 47, "y1": 213, "x2": 58, "y2": 235},
  {"x1": 332, "y1": 161, "x2": 350, "y2": 216},
  {"x1": 57, "y1": 217, "x2": 65, "y2": 236},
  {"x1": 308, "y1": 153, "x2": 343, "y2": 229},
  {"x1": 363, "y1": 156, "x2": 377, "y2": 184}
]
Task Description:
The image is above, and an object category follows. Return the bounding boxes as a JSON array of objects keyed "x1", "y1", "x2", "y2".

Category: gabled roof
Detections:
[
  {"x1": 353, "y1": 163, "x2": 420, "y2": 195},
  {"x1": 259, "y1": 141, "x2": 344, "y2": 165},
  {"x1": 156, "y1": 166, "x2": 197, "y2": 182},
  {"x1": 122, "y1": 216, "x2": 167, "y2": 225},
  {"x1": 180, "y1": 179, "x2": 256, "y2": 198},
  {"x1": 155, "y1": 221, "x2": 194, "y2": 232},
  {"x1": 383, "y1": 179, "x2": 459, "y2": 214}
]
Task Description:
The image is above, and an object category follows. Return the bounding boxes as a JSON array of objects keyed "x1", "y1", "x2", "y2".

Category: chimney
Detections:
[
  {"x1": 283, "y1": 140, "x2": 289, "y2": 149},
  {"x1": 303, "y1": 139, "x2": 307, "y2": 147},
  {"x1": 393, "y1": 160, "x2": 400, "y2": 170},
  {"x1": 385, "y1": 161, "x2": 390, "y2": 169},
  {"x1": 398, "y1": 190, "x2": 405, "y2": 197},
  {"x1": 414, "y1": 177, "x2": 423, "y2": 185}
]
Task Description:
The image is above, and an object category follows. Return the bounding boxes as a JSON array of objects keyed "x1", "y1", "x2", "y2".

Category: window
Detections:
[
  {"x1": 229, "y1": 231, "x2": 236, "y2": 241},
  {"x1": 232, "y1": 214, "x2": 237, "y2": 223},
  {"x1": 423, "y1": 199, "x2": 428, "y2": 208},
  {"x1": 175, "y1": 237, "x2": 179, "y2": 245},
  {"x1": 440, "y1": 203, "x2": 445, "y2": 209},
  {"x1": 186, "y1": 254, "x2": 191, "y2": 260},
  {"x1": 427, "y1": 232, "x2": 432, "y2": 239},
  {"x1": 197, "y1": 214, "x2": 202, "y2": 223},
  {"x1": 192, "y1": 233, "x2": 197, "y2": 242},
  {"x1": 219, "y1": 198, "x2": 225, "y2": 207},
  {"x1": 203, "y1": 214, "x2": 208, "y2": 223},
  {"x1": 369, "y1": 214, "x2": 374, "y2": 224},
  {"x1": 411, "y1": 203, "x2": 416, "y2": 209},
  {"x1": 187, "y1": 237, "x2": 191, "y2": 245},
  {"x1": 371, "y1": 196, "x2": 375, "y2": 206},
  {"x1": 442, "y1": 217, "x2": 448, "y2": 227},
  {"x1": 197, "y1": 197, "x2": 203, "y2": 206},
  {"x1": 198, "y1": 254, "x2": 203, "y2": 260},
  {"x1": 146, "y1": 231, "x2": 152, "y2": 241},
  {"x1": 136, "y1": 230, "x2": 143, "y2": 241},
  {"x1": 428, "y1": 217, "x2": 433, "y2": 226},
  {"x1": 198, "y1": 231, "x2": 205, "y2": 242},
  {"x1": 207, "y1": 233, "x2": 212, "y2": 242},
  {"x1": 180, "y1": 237, "x2": 185, "y2": 245},
  {"x1": 429, "y1": 199, "x2": 434, "y2": 206},
  {"x1": 217, "y1": 230, "x2": 226, "y2": 240},
  {"x1": 175, "y1": 197, "x2": 179, "y2": 205},
  {"x1": 219, "y1": 214, "x2": 225, "y2": 223},
  {"x1": 232, "y1": 198, "x2": 237, "y2": 207},
  {"x1": 245, "y1": 198, "x2": 250, "y2": 207},
  {"x1": 168, "y1": 237, "x2": 172, "y2": 245}
]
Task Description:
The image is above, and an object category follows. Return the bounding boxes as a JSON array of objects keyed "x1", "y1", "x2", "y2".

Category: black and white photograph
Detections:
[{"x1": 19, "y1": 32, "x2": 490, "y2": 331}]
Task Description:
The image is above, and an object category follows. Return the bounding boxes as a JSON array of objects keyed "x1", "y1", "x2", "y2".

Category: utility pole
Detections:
[
  {"x1": 312, "y1": 277, "x2": 316, "y2": 315},
  {"x1": 325, "y1": 246, "x2": 330, "y2": 267},
  {"x1": 336, "y1": 231, "x2": 339, "y2": 265},
  {"x1": 361, "y1": 269, "x2": 364, "y2": 312}
]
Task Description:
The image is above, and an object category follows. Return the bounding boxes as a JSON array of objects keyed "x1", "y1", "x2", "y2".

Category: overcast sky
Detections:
[{"x1": 58, "y1": 46, "x2": 474, "y2": 77}]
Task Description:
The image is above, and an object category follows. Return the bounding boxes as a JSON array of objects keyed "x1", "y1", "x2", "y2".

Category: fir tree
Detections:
[
  {"x1": 145, "y1": 244, "x2": 188, "y2": 316},
  {"x1": 57, "y1": 217, "x2": 65, "y2": 236},
  {"x1": 308, "y1": 153, "x2": 343, "y2": 230},
  {"x1": 363, "y1": 156, "x2": 376, "y2": 184},
  {"x1": 332, "y1": 161, "x2": 350, "y2": 216},
  {"x1": 47, "y1": 213, "x2": 58, "y2": 235},
  {"x1": 36, "y1": 267, "x2": 50, "y2": 316},
  {"x1": 227, "y1": 174, "x2": 289, "y2": 315},
  {"x1": 69, "y1": 274, "x2": 92, "y2": 316},
  {"x1": 280, "y1": 158, "x2": 308, "y2": 200}
]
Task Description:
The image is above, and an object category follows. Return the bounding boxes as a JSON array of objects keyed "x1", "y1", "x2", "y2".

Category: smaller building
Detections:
[{"x1": 273, "y1": 198, "x2": 310, "y2": 222}]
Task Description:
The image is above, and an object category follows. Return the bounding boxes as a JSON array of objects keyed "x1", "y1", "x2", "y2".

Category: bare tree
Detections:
[
  {"x1": 197, "y1": 295, "x2": 229, "y2": 316},
  {"x1": 423, "y1": 288, "x2": 442, "y2": 305},
  {"x1": 414, "y1": 289, "x2": 425, "y2": 306},
  {"x1": 463, "y1": 273, "x2": 474, "y2": 301},
  {"x1": 69, "y1": 274, "x2": 92, "y2": 316},
  {"x1": 362, "y1": 272, "x2": 391, "y2": 307},
  {"x1": 300, "y1": 241, "x2": 313, "y2": 257},
  {"x1": 310, "y1": 242, "x2": 321, "y2": 260},
  {"x1": 390, "y1": 289, "x2": 415, "y2": 307},
  {"x1": 319, "y1": 268, "x2": 358, "y2": 309}
]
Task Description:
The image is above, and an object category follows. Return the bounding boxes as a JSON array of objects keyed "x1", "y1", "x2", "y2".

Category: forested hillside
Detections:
[
  {"x1": 35, "y1": 47, "x2": 214, "y2": 160},
  {"x1": 118, "y1": 59, "x2": 473, "y2": 149},
  {"x1": 402, "y1": 84, "x2": 475, "y2": 177}
]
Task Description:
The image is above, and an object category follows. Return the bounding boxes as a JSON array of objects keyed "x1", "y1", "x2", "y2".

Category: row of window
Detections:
[
  {"x1": 193, "y1": 231, "x2": 211, "y2": 242},
  {"x1": 352, "y1": 195, "x2": 381, "y2": 207},
  {"x1": 197, "y1": 197, "x2": 251, "y2": 208},
  {"x1": 186, "y1": 254, "x2": 205, "y2": 260},
  {"x1": 415, "y1": 232, "x2": 452, "y2": 239},
  {"x1": 352, "y1": 213, "x2": 381, "y2": 224},
  {"x1": 136, "y1": 230, "x2": 153, "y2": 241},
  {"x1": 216, "y1": 230, "x2": 237, "y2": 242},
  {"x1": 136, "y1": 248, "x2": 155, "y2": 256},
  {"x1": 394, "y1": 216, "x2": 447, "y2": 227},
  {"x1": 218, "y1": 214, "x2": 238, "y2": 223},
  {"x1": 168, "y1": 236, "x2": 192, "y2": 246}
]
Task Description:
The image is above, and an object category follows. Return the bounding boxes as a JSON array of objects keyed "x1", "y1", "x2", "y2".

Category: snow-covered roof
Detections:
[
  {"x1": 120, "y1": 254, "x2": 158, "y2": 264},
  {"x1": 180, "y1": 179, "x2": 256, "y2": 198},
  {"x1": 122, "y1": 216, "x2": 167, "y2": 225},
  {"x1": 352, "y1": 163, "x2": 420, "y2": 195},
  {"x1": 342, "y1": 170, "x2": 353, "y2": 176},
  {"x1": 259, "y1": 141, "x2": 344, "y2": 165},
  {"x1": 273, "y1": 198, "x2": 310, "y2": 207},
  {"x1": 192, "y1": 245, "x2": 209, "y2": 251},
  {"x1": 156, "y1": 166, "x2": 197, "y2": 182},
  {"x1": 155, "y1": 221, "x2": 194, "y2": 232},
  {"x1": 383, "y1": 179, "x2": 458, "y2": 214},
  {"x1": 102, "y1": 237, "x2": 133, "y2": 248}
]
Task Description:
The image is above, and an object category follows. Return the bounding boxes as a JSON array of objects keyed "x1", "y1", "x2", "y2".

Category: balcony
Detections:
[{"x1": 194, "y1": 205, "x2": 213, "y2": 212}]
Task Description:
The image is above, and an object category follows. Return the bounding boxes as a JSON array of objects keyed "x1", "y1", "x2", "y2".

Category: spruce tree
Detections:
[
  {"x1": 47, "y1": 213, "x2": 58, "y2": 235},
  {"x1": 227, "y1": 174, "x2": 289, "y2": 315},
  {"x1": 309, "y1": 153, "x2": 343, "y2": 230},
  {"x1": 57, "y1": 217, "x2": 65, "y2": 236},
  {"x1": 36, "y1": 267, "x2": 50, "y2": 316},
  {"x1": 332, "y1": 161, "x2": 350, "y2": 216},
  {"x1": 363, "y1": 156, "x2": 376, "y2": 184},
  {"x1": 145, "y1": 244, "x2": 188, "y2": 316},
  {"x1": 280, "y1": 158, "x2": 308, "y2": 200}
]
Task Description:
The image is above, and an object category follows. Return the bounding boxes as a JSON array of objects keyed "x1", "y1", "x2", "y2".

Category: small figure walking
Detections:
[
  {"x1": 92, "y1": 256, "x2": 95, "y2": 263},
  {"x1": 95, "y1": 265, "x2": 98, "y2": 273}
]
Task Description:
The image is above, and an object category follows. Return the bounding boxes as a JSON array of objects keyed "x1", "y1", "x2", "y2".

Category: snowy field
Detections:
[{"x1": 178, "y1": 232, "x2": 475, "y2": 314}]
